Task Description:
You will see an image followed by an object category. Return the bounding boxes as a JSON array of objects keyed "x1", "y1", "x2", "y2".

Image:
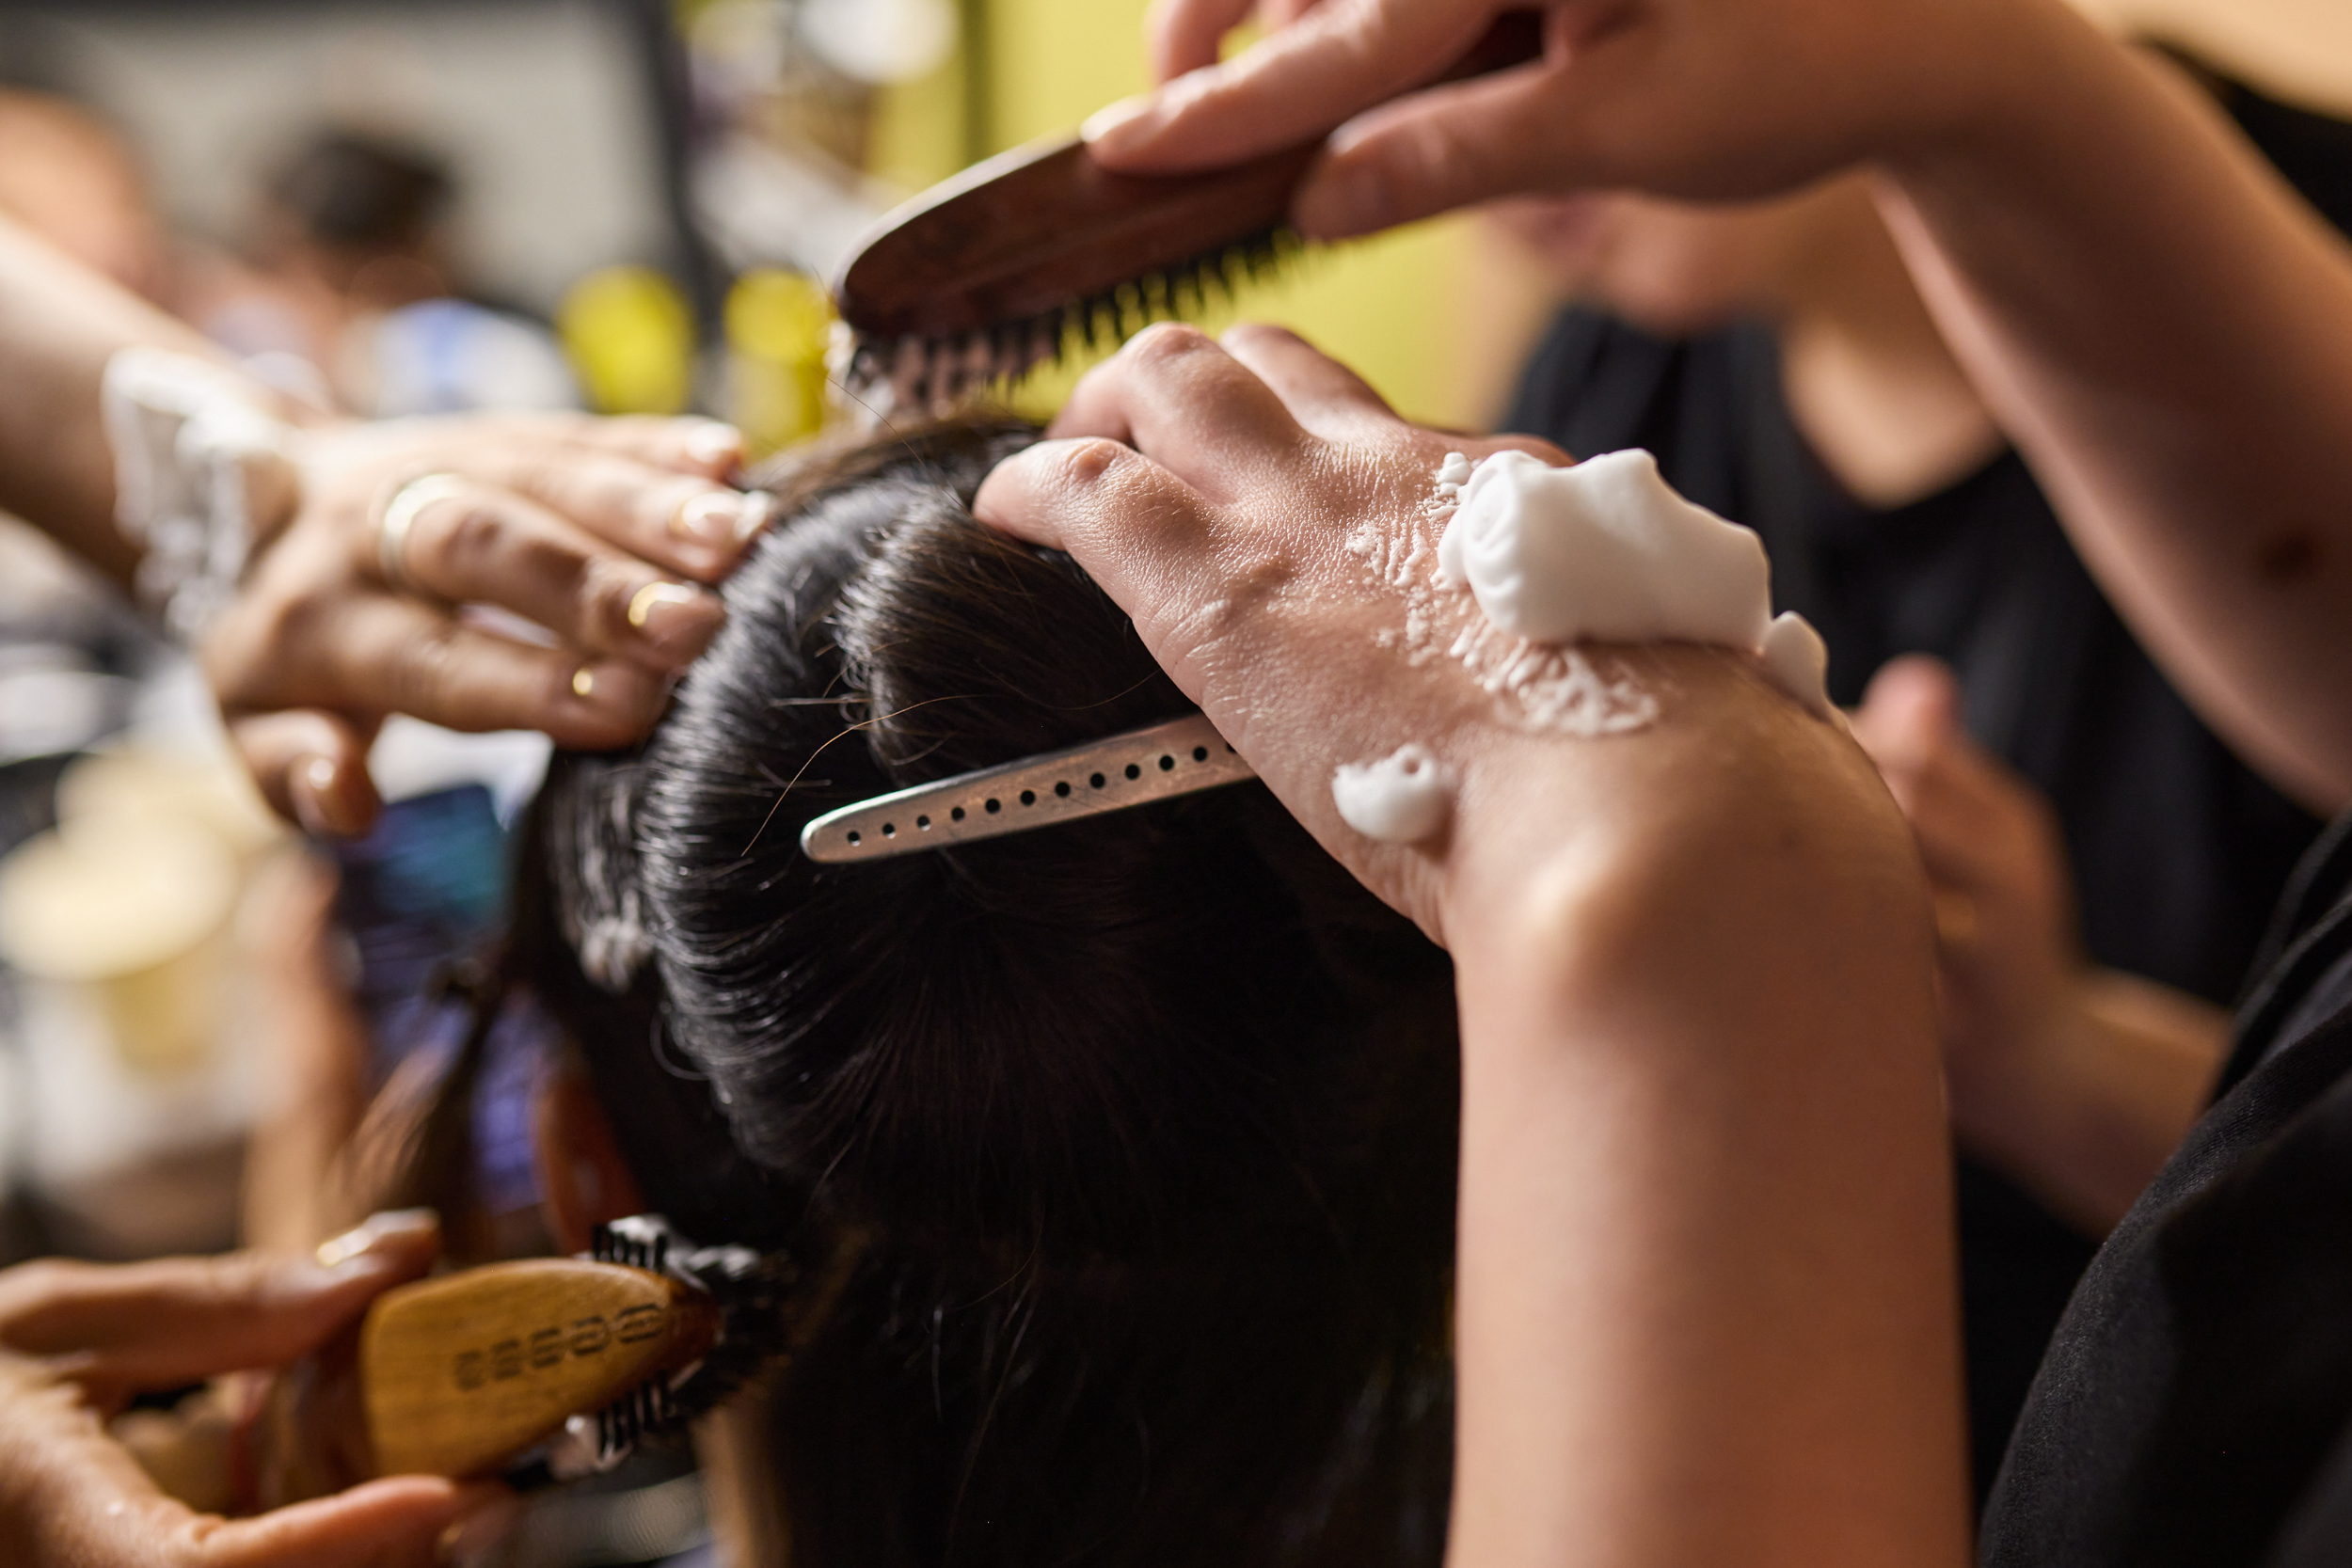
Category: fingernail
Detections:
[
  {"x1": 627, "y1": 580, "x2": 716, "y2": 648},
  {"x1": 440, "y1": 1494, "x2": 525, "y2": 1568},
  {"x1": 1295, "y1": 166, "x2": 1391, "y2": 241},
  {"x1": 290, "y1": 755, "x2": 337, "y2": 837},
  {"x1": 571, "y1": 665, "x2": 599, "y2": 701},
  {"x1": 671, "y1": 490, "x2": 768, "y2": 549},
  {"x1": 1081, "y1": 94, "x2": 1157, "y2": 152},
  {"x1": 682, "y1": 420, "x2": 742, "y2": 470},
  {"x1": 735, "y1": 489, "x2": 777, "y2": 544},
  {"x1": 315, "y1": 1208, "x2": 437, "y2": 1273}
]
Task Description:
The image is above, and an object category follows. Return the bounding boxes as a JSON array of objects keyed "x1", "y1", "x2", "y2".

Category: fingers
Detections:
[
  {"x1": 1850, "y1": 655, "x2": 1963, "y2": 775},
  {"x1": 1049, "y1": 325, "x2": 1308, "y2": 499},
  {"x1": 1293, "y1": 52, "x2": 1580, "y2": 238},
  {"x1": 230, "y1": 711, "x2": 381, "y2": 838},
  {"x1": 1088, "y1": 0, "x2": 1500, "y2": 174},
  {"x1": 186, "y1": 1481, "x2": 511, "y2": 1568},
  {"x1": 973, "y1": 436, "x2": 1223, "y2": 667},
  {"x1": 378, "y1": 481, "x2": 725, "y2": 670},
  {"x1": 1216, "y1": 323, "x2": 1399, "y2": 438},
  {"x1": 0, "y1": 1212, "x2": 436, "y2": 1400},
  {"x1": 579, "y1": 415, "x2": 747, "y2": 483},
  {"x1": 469, "y1": 447, "x2": 774, "y2": 585},
  {"x1": 1143, "y1": 0, "x2": 1258, "y2": 80},
  {"x1": 308, "y1": 596, "x2": 671, "y2": 752}
]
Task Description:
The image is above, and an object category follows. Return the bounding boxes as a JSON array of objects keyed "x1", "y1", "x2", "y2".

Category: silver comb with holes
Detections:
[{"x1": 799, "y1": 713, "x2": 1254, "y2": 863}]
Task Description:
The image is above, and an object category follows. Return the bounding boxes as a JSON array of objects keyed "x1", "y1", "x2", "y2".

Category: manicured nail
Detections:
[
  {"x1": 315, "y1": 1209, "x2": 437, "y2": 1272},
  {"x1": 439, "y1": 1494, "x2": 525, "y2": 1568},
  {"x1": 682, "y1": 420, "x2": 743, "y2": 470},
  {"x1": 671, "y1": 490, "x2": 768, "y2": 549},
  {"x1": 291, "y1": 755, "x2": 337, "y2": 837},
  {"x1": 1081, "y1": 94, "x2": 1157, "y2": 151},
  {"x1": 627, "y1": 580, "x2": 715, "y2": 648},
  {"x1": 735, "y1": 490, "x2": 777, "y2": 544},
  {"x1": 571, "y1": 666, "x2": 598, "y2": 700}
]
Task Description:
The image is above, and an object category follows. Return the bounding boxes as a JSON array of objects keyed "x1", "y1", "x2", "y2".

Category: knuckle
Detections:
[
  {"x1": 1056, "y1": 437, "x2": 1131, "y2": 491},
  {"x1": 431, "y1": 499, "x2": 515, "y2": 575},
  {"x1": 1125, "y1": 321, "x2": 1215, "y2": 368},
  {"x1": 576, "y1": 557, "x2": 642, "y2": 640},
  {"x1": 389, "y1": 621, "x2": 466, "y2": 715}
]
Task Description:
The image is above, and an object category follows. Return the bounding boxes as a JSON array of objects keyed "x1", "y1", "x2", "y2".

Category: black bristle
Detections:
[
  {"x1": 574, "y1": 1217, "x2": 799, "y2": 1471},
  {"x1": 836, "y1": 224, "x2": 1308, "y2": 416}
]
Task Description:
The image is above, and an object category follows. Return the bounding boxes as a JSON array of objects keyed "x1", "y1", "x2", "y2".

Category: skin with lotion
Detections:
[
  {"x1": 1333, "y1": 449, "x2": 1835, "y2": 845},
  {"x1": 1441, "y1": 449, "x2": 1832, "y2": 716}
]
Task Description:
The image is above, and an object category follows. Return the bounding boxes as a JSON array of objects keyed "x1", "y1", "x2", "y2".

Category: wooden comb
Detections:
[
  {"x1": 359, "y1": 1257, "x2": 718, "y2": 1480},
  {"x1": 833, "y1": 9, "x2": 1547, "y2": 413}
]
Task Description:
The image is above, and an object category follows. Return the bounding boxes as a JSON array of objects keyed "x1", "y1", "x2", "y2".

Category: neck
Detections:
[{"x1": 1772, "y1": 198, "x2": 2004, "y2": 509}]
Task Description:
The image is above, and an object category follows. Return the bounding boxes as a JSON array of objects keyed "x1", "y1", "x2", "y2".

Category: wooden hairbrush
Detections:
[
  {"x1": 833, "y1": 9, "x2": 1547, "y2": 414},
  {"x1": 356, "y1": 1217, "x2": 789, "y2": 1484}
]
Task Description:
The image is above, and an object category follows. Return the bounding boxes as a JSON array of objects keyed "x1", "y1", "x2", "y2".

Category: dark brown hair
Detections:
[{"x1": 456, "y1": 418, "x2": 1460, "y2": 1564}]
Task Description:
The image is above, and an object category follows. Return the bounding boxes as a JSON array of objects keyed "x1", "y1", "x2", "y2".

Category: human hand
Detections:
[
  {"x1": 0, "y1": 1212, "x2": 513, "y2": 1568},
  {"x1": 205, "y1": 413, "x2": 773, "y2": 836},
  {"x1": 1089, "y1": 0, "x2": 2042, "y2": 239},
  {"x1": 974, "y1": 321, "x2": 1885, "y2": 945},
  {"x1": 1849, "y1": 656, "x2": 2079, "y2": 1129}
]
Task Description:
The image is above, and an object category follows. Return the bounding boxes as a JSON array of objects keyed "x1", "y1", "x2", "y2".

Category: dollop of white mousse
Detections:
[
  {"x1": 1436, "y1": 449, "x2": 1830, "y2": 716},
  {"x1": 1331, "y1": 744, "x2": 1456, "y2": 845}
]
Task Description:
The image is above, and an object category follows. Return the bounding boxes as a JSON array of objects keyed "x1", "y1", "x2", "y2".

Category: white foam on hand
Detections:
[
  {"x1": 1436, "y1": 449, "x2": 1831, "y2": 718},
  {"x1": 1331, "y1": 744, "x2": 1456, "y2": 845}
]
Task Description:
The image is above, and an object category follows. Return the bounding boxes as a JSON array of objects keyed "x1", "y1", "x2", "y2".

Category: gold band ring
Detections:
[{"x1": 376, "y1": 473, "x2": 468, "y2": 593}]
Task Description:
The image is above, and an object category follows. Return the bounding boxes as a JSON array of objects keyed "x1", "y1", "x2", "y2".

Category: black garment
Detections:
[
  {"x1": 1502, "y1": 314, "x2": 2325, "y2": 1502},
  {"x1": 1982, "y1": 813, "x2": 2352, "y2": 1566}
]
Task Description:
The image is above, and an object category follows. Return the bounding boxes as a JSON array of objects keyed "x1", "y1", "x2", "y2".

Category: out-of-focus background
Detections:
[{"x1": 0, "y1": 1, "x2": 2347, "y2": 1563}]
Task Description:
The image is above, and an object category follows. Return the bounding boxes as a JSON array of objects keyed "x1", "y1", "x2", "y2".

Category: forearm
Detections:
[
  {"x1": 1951, "y1": 970, "x2": 2227, "y2": 1235},
  {"x1": 1438, "y1": 713, "x2": 1968, "y2": 1567},
  {"x1": 1879, "y1": 2, "x2": 2352, "y2": 810},
  {"x1": 0, "y1": 215, "x2": 244, "y2": 583}
]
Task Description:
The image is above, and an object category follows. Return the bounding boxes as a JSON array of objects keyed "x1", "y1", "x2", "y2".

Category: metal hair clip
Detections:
[{"x1": 800, "y1": 713, "x2": 1256, "y2": 864}]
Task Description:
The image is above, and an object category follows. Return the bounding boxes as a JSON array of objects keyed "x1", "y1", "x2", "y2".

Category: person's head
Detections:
[
  {"x1": 256, "y1": 129, "x2": 455, "y2": 309},
  {"x1": 0, "y1": 89, "x2": 165, "y2": 300},
  {"x1": 1486, "y1": 173, "x2": 1890, "y2": 338},
  {"x1": 396, "y1": 418, "x2": 1461, "y2": 1564}
]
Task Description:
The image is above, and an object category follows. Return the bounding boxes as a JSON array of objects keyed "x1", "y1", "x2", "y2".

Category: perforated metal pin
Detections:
[{"x1": 799, "y1": 713, "x2": 1255, "y2": 864}]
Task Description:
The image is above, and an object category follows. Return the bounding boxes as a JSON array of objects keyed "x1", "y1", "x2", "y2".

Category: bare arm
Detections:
[
  {"x1": 0, "y1": 214, "x2": 221, "y2": 580},
  {"x1": 977, "y1": 324, "x2": 1970, "y2": 1565},
  {"x1": 0, "y1": 213, "x2": 769, "y2": 832},
  {"x1": 1878, "y1": 16, "x2": 2352, "y2": 812},
  {"x1": 1090, "y1": 0, "x2": 2352, "y2": 811}
]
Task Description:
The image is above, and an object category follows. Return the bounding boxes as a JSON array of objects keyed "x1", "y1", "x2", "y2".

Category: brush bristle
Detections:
[
  {"x1": 834, "y1": 230, "x2": 1304, "y2": 422},
  {"x1": 582, "y1": 1217, "x2": 797, "y2": 1465}
]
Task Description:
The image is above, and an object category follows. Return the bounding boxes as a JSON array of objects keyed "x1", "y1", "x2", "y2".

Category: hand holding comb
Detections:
[{"x1": 833, "y1": 10, "x2": 1546, "y2": 412}]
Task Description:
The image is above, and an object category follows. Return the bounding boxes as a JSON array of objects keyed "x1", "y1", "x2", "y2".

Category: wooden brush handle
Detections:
[
  {"x1": 359, "y1": 1259, "x2": 716, "y2": 1480},
  {"x1": 835, "y1": 10, "x2": 1546, "y2": 341}
]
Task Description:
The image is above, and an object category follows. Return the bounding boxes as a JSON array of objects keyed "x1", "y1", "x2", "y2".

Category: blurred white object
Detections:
[
  {"x1": 370, "y1": 715, "x2": 551, "y2": 822},
  {"x1": 358, "y1": 299, "x2": 581, "y2": 417},
  {"x1": 102, "y1": 348, "x2": 293, "y2": 641},
  {"x1": 693, "y1": 134, "x2": 884, "y2": 282},
  {"x1": 0, "y1": 748, "x2": 287, "y2": 1254},
  {"x1": 0, "y1": 657, "x2": 130, "y2": 764},
  {"x1": 800, "y1": 0, "x2": 957, "y2": 84},
  {"x1": 0, "y1": 816, "x2": 237, "y2": 1075}
]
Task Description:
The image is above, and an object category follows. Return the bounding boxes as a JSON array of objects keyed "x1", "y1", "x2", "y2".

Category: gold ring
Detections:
[{"x1": 376, "y1": 473, "x2": 468, "y2": 593}]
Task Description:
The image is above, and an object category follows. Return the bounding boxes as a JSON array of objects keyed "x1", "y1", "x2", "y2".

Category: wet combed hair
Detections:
[{"x1": 496, "y1": 418, "x2": 1460, "y2": 1564}]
